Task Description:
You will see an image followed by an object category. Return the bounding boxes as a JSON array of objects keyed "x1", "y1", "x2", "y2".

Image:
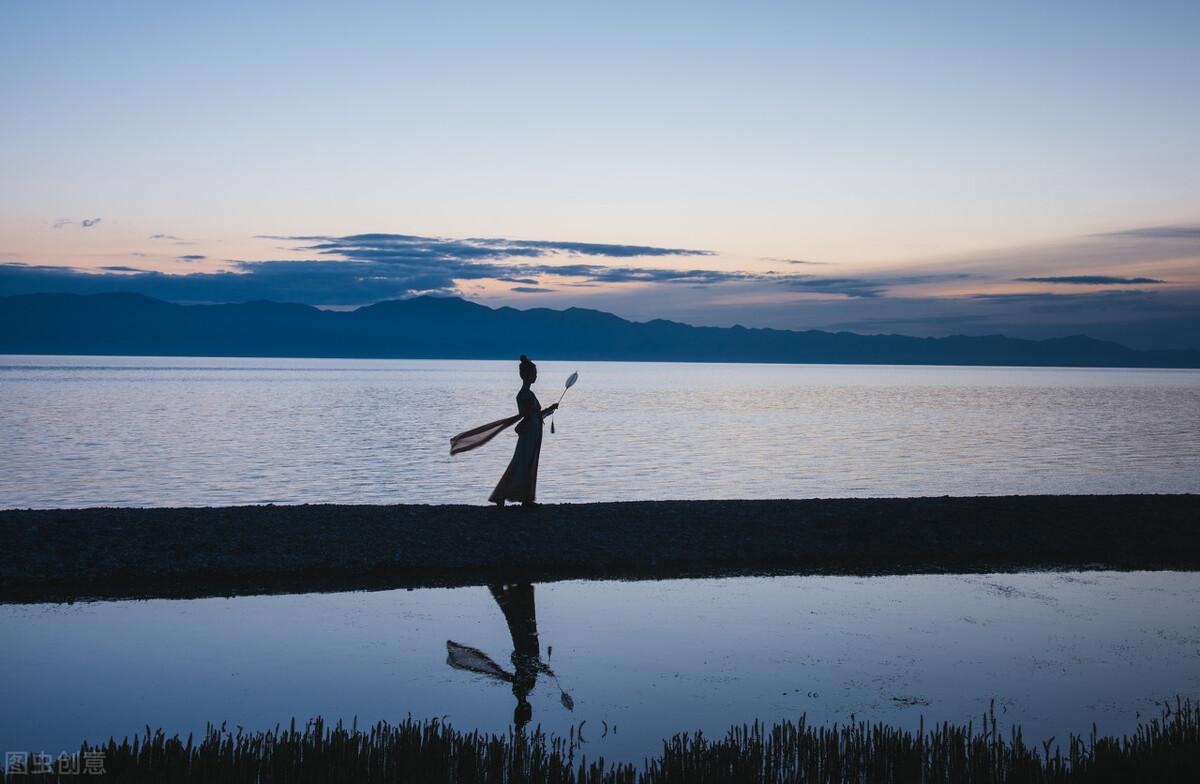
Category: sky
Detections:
[{"x1": 1, "y1": 1, "x2": 1198, "y2": 348}]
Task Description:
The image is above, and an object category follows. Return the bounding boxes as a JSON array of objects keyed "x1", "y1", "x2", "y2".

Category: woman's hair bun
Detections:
[{"x1": 518, "y1": 354, "x2": 536, "y2": 381}]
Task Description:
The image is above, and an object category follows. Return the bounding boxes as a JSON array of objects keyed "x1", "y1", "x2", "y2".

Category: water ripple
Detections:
[{"x1": 2, "y1": 356, "x2": 1198, "y2": 507}]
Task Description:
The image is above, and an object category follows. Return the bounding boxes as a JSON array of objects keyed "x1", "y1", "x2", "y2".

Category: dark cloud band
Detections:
[{"x1": 1017, "y1": 276, "x2": 1166, "y2": 285}]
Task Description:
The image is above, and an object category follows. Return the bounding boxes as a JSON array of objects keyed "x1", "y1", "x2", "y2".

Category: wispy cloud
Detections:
[
  {"x1": 236, "y1": 232, "x2": 842, "y2": 298},
  {"x1": 1093, "y1": 225, "x2": 1200, "y2": 241},
  {"x1": 52, "y1": 217, "x2": 102, "y2": 229},
  {"x1": 279, "y1": 233, "x2": 714, "y2": 261},
  {"x1": 0, "y1": 228, "x2": 890, "y2": 304},
  {"x1": 150, "y1": 233, "x2": 196, "y2": 245},
  {"x1": 914, "y1": 222, "x2": 1200, "y2": 285},
  {"x1": 968, "y1": 290, "x2": 1180, "y2": 312},
  {"x1": 779, "y1": 273, "x2": 975, "y2": 298},
  {"x1": 1016, "y1": 275, "x2": 1166, "y2": 285},
  {"x1": 764, "y1": 257, "x2": 834, "y2": 266},
  {"x1": 3, "y1": 222, "x2": 1198, "y2": 348},
  {"x1": 272, "y1": 233, "x2": 957, "y2": 299},
  {"x1": 5, "y1": 224, "x2": 1185, "y2": 308}
]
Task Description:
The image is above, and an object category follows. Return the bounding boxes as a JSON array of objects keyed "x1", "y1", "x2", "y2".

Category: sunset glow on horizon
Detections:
[{"x1": 2, "y1": 1, "x2": 1198, "y2": 347}]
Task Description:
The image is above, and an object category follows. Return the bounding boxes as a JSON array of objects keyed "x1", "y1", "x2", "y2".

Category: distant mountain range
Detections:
[{"x1": 1, "y1": 292, "x2": 1197, "y2": 368}]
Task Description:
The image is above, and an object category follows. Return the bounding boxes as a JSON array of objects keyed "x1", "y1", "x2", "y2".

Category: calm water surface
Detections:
[
  {"x1": 2, "y1": 572, "x2": 1198, "y2": 763},
  {"x1": 1, "y1": 355, "x2": 1198, "y2": 507}
]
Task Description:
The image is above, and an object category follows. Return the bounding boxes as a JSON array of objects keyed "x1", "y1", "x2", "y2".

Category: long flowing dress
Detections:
[{"x1": 489, "y1": 387, "x2": 544, "y2": 504}]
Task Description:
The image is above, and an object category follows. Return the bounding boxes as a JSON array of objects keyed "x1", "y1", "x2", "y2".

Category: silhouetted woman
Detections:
[{"x1": 489, "y1": 355, "x2": 557, "y2": 507}]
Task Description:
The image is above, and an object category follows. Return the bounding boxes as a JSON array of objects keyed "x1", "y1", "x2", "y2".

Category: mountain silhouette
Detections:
[{"x1": 1, "y1": 292, "x2": 1196, "y2": 368}]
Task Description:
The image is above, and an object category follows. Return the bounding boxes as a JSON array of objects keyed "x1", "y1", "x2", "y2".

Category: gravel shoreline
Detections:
[{"x1": 2, "y1": 495, "x2": 1197, "y2": 603}]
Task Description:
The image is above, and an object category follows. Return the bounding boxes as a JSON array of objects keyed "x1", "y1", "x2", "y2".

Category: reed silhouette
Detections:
[{"x1": 17, "y1": 699, "x2": 1197, "y2": 782}]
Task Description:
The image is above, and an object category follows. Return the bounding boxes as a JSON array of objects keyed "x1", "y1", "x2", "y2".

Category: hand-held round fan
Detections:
[{"x1": 550, "y1": 371, "x2": 578, "y2": 434}]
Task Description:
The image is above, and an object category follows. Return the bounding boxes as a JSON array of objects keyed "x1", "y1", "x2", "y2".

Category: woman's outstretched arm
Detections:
[{"x1": 539, "y1": 403, "x2": 559, "y2": 419}]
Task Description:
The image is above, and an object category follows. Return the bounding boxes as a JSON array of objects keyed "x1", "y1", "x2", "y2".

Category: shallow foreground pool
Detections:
[{"x1": 3, "y1": 571, "x2": 1198, "y2": 763}]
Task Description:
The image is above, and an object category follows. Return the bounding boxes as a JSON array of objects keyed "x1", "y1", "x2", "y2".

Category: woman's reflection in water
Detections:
[{"x1": 446, "y1": 583, "x2": 573, "y2": 729}]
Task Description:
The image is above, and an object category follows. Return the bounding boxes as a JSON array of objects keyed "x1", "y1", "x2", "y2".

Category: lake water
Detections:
[
  {"x1": 1, "y1": 355, "x2": 1198, "y2": 508},
  {"x1": 2, "y1": 571, "x2": 1198, "y2": 763}
]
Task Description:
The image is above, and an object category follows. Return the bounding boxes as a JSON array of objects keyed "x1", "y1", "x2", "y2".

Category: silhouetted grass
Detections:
[{"x1": 7, "y1": 699, "x2": 1197, "y2": 782}]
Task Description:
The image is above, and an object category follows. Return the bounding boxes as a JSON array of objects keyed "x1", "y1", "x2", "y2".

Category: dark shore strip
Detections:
[
  {"x1": 2, "y1": 495, "x2": 1197, "y2": 604},
  {"x1": 7, "y1": 700, "x2": 1198, "y2": 783}
]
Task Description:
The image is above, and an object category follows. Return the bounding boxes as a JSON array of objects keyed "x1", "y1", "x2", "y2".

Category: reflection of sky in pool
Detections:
[{"x1": 3, "y1": 571, "x2": 1198, "y2": 763}]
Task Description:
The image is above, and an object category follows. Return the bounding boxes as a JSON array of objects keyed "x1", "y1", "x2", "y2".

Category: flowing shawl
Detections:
[
  {"x1": 445, "y1": 640, "x2": 512, "y2": 681},
  {"x1": 449, "y1": 414, "x2": 522, "y2": 455}
]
